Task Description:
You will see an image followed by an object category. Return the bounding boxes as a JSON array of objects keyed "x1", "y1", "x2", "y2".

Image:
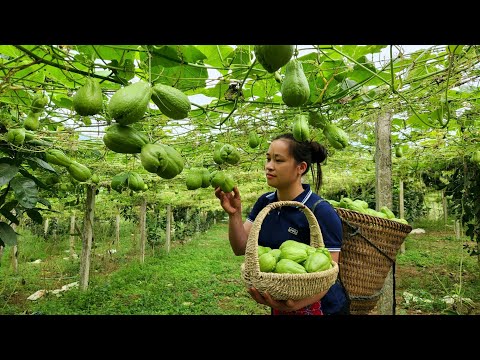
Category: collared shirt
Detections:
[{"x1": 246, "y1": 183, "x2": 348, "y2": 314}]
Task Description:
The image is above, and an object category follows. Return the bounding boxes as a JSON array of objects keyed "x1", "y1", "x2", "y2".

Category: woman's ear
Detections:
[{"x1": 297, "y1": 161, "x2": 307, "y2": 174}]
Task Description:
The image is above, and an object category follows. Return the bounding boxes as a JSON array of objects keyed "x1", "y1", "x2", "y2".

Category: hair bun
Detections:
[{"x1": 311, "y1": 141, "x2": 328, "y2": 163}]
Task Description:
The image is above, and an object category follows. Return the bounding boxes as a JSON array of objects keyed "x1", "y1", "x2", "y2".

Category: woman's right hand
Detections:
[{"x1": 214, "y1": 186, "x2": 241, "y2": 216}]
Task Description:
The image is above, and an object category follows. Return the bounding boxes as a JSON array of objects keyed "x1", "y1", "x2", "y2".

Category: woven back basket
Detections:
[
  {"x1": 335, "y1": 208, "x2": 412, "y2": 314},
  {"x1": 241, "y1": 200, "x2": 339, "y2": 301}
]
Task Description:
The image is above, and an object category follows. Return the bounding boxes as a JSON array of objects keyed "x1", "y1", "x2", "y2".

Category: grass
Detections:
[
  {"x1": 394, "y1": 218, "x2": 479, "y2": 315},
  {"x1": 0, "y1": 222, "x2": 269, "y2": 315},
  {"x1": 0, "y1": 217, "x2": 478, "y2": 315}
]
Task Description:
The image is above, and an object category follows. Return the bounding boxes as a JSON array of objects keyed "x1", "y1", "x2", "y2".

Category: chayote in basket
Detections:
[{"x1": 257, "y1": 239, "x2": 333, "y2": 274}]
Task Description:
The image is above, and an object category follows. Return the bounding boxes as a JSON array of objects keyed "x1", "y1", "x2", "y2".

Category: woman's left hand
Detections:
[{"x1": 247, "y1": 287, "x2": 305, "y2": 312}]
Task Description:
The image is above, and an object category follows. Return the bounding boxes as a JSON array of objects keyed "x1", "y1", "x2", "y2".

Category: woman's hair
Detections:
[{"x1": 272, "y1": 133, "x2": 328, "y2": 193}]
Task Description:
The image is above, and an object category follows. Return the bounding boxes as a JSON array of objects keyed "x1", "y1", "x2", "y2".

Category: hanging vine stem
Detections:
[
  {"x1": 390, "y1": 45, "x2": 397, "y2": 94},
  {"x1": 441, "y1": 52, "x2": 455, "y2": 128},
  {"x1": 218, "y1": 58, "x2": 257, "y2": 126}
]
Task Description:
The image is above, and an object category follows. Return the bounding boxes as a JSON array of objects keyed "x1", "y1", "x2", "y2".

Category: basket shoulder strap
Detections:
[{"x1": 309, "y1": 198, "x2": 326, "y2": 213}]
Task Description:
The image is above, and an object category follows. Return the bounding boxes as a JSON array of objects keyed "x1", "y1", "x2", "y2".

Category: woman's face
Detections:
[{"x1": 265, "y1": 139, "x2": 304, "y2": 189}]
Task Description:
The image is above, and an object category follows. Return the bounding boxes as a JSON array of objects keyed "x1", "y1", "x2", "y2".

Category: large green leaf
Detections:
[
  {"x1": 44, "y1": 65, "x2": 84, "y2": 88},
  {"x1": 0, "y1": 207, "x2": 19, "y2": 225},
  {"x1": 0, "y1": 163, "x2": 19, "y2": 186},
  {"x1": 37, "y1": 198, "x2": 52, "y2": 209},
  {"x1": 350, "y1": 45, "x2": 388, "y2": 58},
  {"x1": 0, "y1": 222, "x2": 17, "y2": 246},
  {"x1": 147, "y1": 45, "x2": 183, "y2": 68},
  {"x1": 1, "y1": 200, "x2": 18, "y2": 213},
  {"x1": 51, "y1": 93, "x2": 74, "y2": 109},
  {"x1": 27, "y1": 157, "x2": 56, "y2": 172},
  {"x1": 26, "y1": 209, "x2": 43, "y2": 225},
  {"x1": 0, "y1": 45, "x2": 23, "y2": 58},
  {"x1": 151, "y1": 64, "x2": 208, "y2": 91},
  {"x1": 0, "y1": 88, "x2": 30, "y2": 107},
  {"x1": 225, "y1": 46, "x2": 253, "y2": 67},
  {"x1": 196, "y1": 45, "x2": 235, "y2": 68},
  {"x1": 10, "y1": 177, "x2": 38, "y2": 209},
  {"x1": 179, "y1": 45, "x2": 208, "y2": 64},
  {"x1": 76, "y1": 45, "x2": 138, "y2": 62}
]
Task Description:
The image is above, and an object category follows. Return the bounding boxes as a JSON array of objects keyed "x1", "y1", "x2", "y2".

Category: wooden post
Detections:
[
  {"x1": 375, "y1": 109, "x2": 395, "y2": 315},
  {"x1": 196, "y1": 211, "x2": 201, "y2": 233},
  {"x1": 44, "y1": 218, "x2": 49, "y2": 238},
  {"x1": 442, "y1": 189, "x2": 448, "y2": 226},
  {"x1": 455, "y1": 220, "x2": 460, "y2": 240},
  {"x1": 139, "y1": 198, "x2": 147, "y2": 263},
  {"x1": 165, "y1": 204, "x2": 172, "y2": 254},
  {"x1": 115, "y1": 214, "x2": 120, "y2": 247},
  {"x1": 70, "y1": 214, "x2": 76, "y2": 259},
  {"x1": 79, "y1": 185, "x2": 96, "y2": 291},
  {"x1": 399, "y1": 179, "x2": 406, "y2": 254},
  {"x1": 52, "y1": 218, "x2": 57, "y2": 242},
  {"x1": 11, "y1": 222, "x2": 18, "y2": 273}
]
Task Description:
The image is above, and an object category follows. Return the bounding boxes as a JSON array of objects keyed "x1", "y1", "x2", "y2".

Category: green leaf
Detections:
[
  {"x1": 15, "y1": 64, "x2": 45, "y2": 85},
  {"x1": 77, "y1": 45, "x2": 138, "y2": 62},
  {"x1": 10, "y1": 177, "x2": 38, "y2": 209},
  {"x1": 1, "y1": 200, "x2": 18, "y2": 213},
  {"x1": 196, "y1": 45, "x2": 234, "y2": 68},
  {"x1": 0, "y1": 208, "x2": 19, "y2": 225},
  {"x1": 37, "y1": 198, "x2": 52, "y2": 209},
  {"x1": 0, "y1": 222, "x2": 18, "y2": 246},
  {"x1": 180, "y1": 45, "x2": 207, "y2": 64},
  {"x1": 45, "y1": 65, "x2": 84, "y2": 88},
  {"x1": 152, "y1": 65, "x2": 208, "y2": 91},
  {"x1": 26, "y1": 209, "x2": 43, "y2": 225},
  {"x1": 28, "y1": 157, "x2": 56, "y2": 172},
  {"x1": 51, "y1": 94, "x2": 74, "y2": 109},
  {"x1": 116, "y1": 59, "x2": 135, "y2": 82},
  {"x1": 0, "y1": 163, "x2": 19, "y2": 186},
  {"x1": 0, "y1": 45, "x2": 22, "y2": 58},
  {"x1": 148, "y1": 45, "x2": 183, "y2": 67},
  {"x1": 226, "y1": 46, "x2": 252, "y2": 66},
  {"x1": 407, "y1": 112, "x2": 435, "y2": 129},
  {"x1": 0, "y1": 88, "x2": 30, "y2": 107},
  {"x1": 350, "y1": 45, "x2": 388, "y2": 58}
]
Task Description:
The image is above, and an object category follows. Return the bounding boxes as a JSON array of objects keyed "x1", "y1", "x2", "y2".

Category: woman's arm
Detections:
[
  {"x1": 228, "y1": 211, "x2": 252, "y2": 255},
  {"x1": 215, "y1": 186, "x2": 253, "y2": 256}
]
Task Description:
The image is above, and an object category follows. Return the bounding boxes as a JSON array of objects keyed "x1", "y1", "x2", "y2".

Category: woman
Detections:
[{"x1": 215, "y1": 133, "x2": 350, "y2": 315}]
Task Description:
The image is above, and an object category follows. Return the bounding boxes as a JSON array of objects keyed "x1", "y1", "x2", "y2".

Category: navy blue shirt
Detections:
[{"x1": 247, "y1": 183, "x2": 348, "y2": 314}]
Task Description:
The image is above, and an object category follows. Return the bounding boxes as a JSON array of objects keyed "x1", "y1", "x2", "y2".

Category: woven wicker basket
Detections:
[
  {"x1": 241, "y1": 200, "x2": 339, "y2": 301},
  {"x1": 335, "y1": 208, "x2": 412, "y2": 314}
]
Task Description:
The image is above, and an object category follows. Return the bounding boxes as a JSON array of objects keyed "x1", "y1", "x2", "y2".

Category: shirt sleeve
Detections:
[
  {"x1": 246, "y1": 194, "x2": 269, "y2": 223},
  {"x1": 313, "y1": 201, "x2": 343, "y2": 252}
]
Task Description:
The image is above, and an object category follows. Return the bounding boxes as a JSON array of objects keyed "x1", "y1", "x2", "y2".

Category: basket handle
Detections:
[{"x1": 244, "y1": 200, "x2": 325, "y2": 277}]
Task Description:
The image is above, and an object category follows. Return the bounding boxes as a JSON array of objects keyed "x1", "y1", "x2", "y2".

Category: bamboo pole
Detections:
[
  {"x1": 139, "y1": 198, "x2": 147, "y2": 263},
  {"x1": 442, "y1": 189, "x2": 448, "y2": 226},
  {"x1": 11, "y1": 223, "x2": 18, "y2": 273},
  {"x1": 165, "y1": 204, "x2": 171, "y2": 254},
  {"x1": 44, "y1": 218, "x2": 49, "y2": 238},
  {"x1": 115, "y1": 214, "x2": 120, "y2": 247},
  {"x1": 399, "y1": 179, "x2": 405, "y2": 254},
  {"x1": 79, "y1": 185, "x2": 96, "y2": 291},
  {"x1": 70, "y1": 214, "x2": 76, "y2": 259}
]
